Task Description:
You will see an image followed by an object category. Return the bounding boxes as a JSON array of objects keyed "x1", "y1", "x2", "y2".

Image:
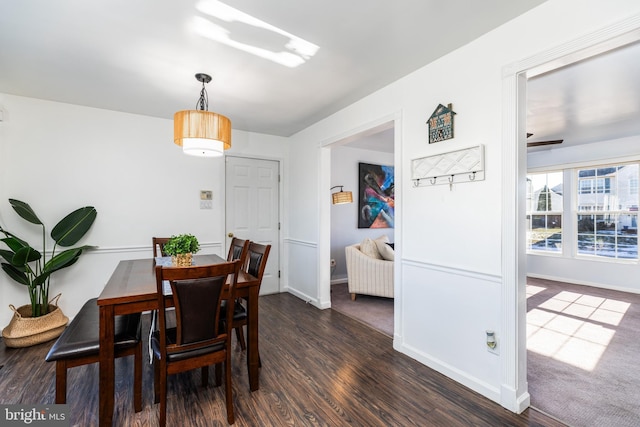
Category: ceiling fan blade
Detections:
[{"x1": 527, "y1": 139, "x2": 564, "y2": 147}]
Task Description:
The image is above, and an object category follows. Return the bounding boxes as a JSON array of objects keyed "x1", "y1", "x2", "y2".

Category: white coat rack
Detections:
[{"x1": 411, "y1": 145, "x2": 485, "y2": 190}]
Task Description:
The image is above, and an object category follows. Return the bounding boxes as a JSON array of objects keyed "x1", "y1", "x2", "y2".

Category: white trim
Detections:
[
  {"x1": 528, "y1": 153, "x2": 640, "y2": 174},
  {"x1": 285, "y1": 238, "x2": 317, "y2": 248},
  {"x1": 82, "y1": 241, "x2": 224, "y2": 255},
  {"x1": 527, "y1": 272, "x2": 640, "y2": 295}
]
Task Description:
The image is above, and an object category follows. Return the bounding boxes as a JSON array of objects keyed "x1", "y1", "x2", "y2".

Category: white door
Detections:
[{"x1": 225, "y1": 156, "x2": 280, "y2": 295}]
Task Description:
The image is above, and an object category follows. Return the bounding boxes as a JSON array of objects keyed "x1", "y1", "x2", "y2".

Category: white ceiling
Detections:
[
  {"x1": 527, "y1": 41, "x2": 640, "y2": 151},
  {"x1": 0, "y1": 0, "x2": 545, "y2": 137},
  {"x1": 355, "y1": 39, "x2": 640, "y2": 154}
]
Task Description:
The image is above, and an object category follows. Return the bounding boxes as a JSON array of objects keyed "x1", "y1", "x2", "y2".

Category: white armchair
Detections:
[{"x1": 345, "y1": 242, "x2": 394, "y2": 300}]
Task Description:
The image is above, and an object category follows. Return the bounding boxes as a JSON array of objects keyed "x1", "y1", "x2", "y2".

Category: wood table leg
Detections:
[
  {"x1": 99, "y1": 304, "x2": 115, "y2": 426},
  {"x1": 246, "y1": 287, "x2": 260, "y2": 391}
]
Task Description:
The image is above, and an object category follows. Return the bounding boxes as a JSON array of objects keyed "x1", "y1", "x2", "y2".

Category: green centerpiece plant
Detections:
[
  {"x1": 0, "y1": 199, "x2": 97, "y2": 317},
  {"x1": 163, "y1": 234, "x2": 200, "y2": 266}
]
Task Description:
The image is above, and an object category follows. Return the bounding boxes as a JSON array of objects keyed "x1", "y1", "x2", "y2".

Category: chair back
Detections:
[
  {"x1": 152, "y1": 237, "x2": 171, "y2": 258},
  {"x1": 245, "y1": 242, "x2": 271, "y2": 287},
  {"x1": 154, "y1": 261, "x2": 241, "y2": 353},
  {"x1": 227, "y1": 237, "x2": 250, "y2": 266}
]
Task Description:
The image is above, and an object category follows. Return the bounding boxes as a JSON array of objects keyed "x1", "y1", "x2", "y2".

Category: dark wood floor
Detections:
[{"x1": 0, "y1": 292, "x2": 564, "y2": 426}]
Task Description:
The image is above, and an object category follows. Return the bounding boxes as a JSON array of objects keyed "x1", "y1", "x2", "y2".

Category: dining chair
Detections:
[
  {"x1": 226, "y1": 237, "x2": 250, "y2": 346},
  {"x1": 229, "y1": 242, "x2": 271, "y2": 351},
  {"x1": 151, "y1": 260, "x2": 241, "y2": 426},
  {"x1": 152, "y1": 237, "x2": 171, "y2": 258},
  {"x1": 227, "y1": 237, "x2": 250, "y2": 265}
]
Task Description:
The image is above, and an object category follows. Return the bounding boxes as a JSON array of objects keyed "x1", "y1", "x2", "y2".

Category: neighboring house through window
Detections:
[
  {"x1": 527, "y1": 163, "x2": 639, "y2": 261},
  {"x1": 577, "y1": 164, "x2": 639, "y2": 259}
]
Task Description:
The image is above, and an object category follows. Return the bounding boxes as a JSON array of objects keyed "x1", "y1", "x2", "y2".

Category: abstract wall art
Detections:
[{"x1": 358, "y1": 162, "x2": 394, "y2": 229}]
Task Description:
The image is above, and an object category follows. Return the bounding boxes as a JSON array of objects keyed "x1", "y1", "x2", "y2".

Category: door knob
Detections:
[{"x1": 228, "y1": 232, "x2": 234, "y2": 238}]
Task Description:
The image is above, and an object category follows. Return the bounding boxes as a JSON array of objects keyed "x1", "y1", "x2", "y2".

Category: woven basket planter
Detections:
[
  {"x1": 171, "y1": 253, "x2": 193, "y2": 267},
  {"x1": 1, "y1": 294, "x2": 69, "y2": 348}
]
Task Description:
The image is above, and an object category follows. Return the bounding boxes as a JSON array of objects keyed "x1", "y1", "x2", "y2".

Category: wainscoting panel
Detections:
[
  {"x1": 398, "y1": 259, "x2": 503, "y2": 405},
  {"x1": 285, "y1": 238, "x2": 320, "y2": 306}
]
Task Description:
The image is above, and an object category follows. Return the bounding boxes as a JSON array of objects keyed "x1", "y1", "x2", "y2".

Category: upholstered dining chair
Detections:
[
  {"x1": 229, "y1": 242, "x2": 271, "y2": 351},
  {"x1": 151, "y1": 260, "x2": 241, "y2": 426},
  {"x1": 227, "y1": 237, "x2": 250, "y2": 265},
  {"x1": 152, "y1": 237, "x2": 171, "y2": 258},
  {"x1": 226, "y1": 237, "x2": 250, "y2": 346}
]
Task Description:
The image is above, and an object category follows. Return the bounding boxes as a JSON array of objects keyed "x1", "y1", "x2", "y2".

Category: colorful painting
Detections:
[{"x1": 358, "y1": 162, "x2": 395, "y2": 229}]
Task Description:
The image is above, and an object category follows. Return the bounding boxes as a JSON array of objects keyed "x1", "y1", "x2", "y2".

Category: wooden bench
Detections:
[{"x1": 45, "y1": 298, "x2": 142, "y2": 411}]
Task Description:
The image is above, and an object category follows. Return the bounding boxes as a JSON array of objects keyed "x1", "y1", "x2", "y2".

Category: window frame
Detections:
[
  {"x1": 575, "y1": 162, "x2": 639, "y2": 261},
  {"x1": 526, "y1": 171, "x2": 564, "y2": 254}
]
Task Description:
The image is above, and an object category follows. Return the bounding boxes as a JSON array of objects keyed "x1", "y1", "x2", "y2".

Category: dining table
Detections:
[{"x1": 97, "y1": 254, "x2": 261, "y2": 426}]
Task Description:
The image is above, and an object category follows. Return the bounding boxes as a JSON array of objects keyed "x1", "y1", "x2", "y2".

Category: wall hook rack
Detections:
[{"x1": 411, "y1": 144, "x2": 485, "y2": 188}]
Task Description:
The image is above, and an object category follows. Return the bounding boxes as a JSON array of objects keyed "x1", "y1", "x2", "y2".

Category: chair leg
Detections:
[
  {"x1": 159, "y1": 362, "x2": 167, "y2": 427},
  {"x1": 201, "y1": 366, "x2": 208, "y2": 387},
  {"x1": 133, "y1": 342, "x2": 143, "y2": 412},
  {"x1": 55, "y1": 361, "x2": 67, "y2": 404},
  {"x1": 351, "y1": 293, "x2": 357, "y2": 301},
  {"x1": 224, "y1": 356, "x2": 234, "y2": 424},
  {"x1": 235, "y1": 326, "x2": 246, "y2": 350},
  {"x1": 153, "y1": 359, "x2": 160, "y2": 404},
  {"x1": 215, "y1": 363, "x2": 222, "y2": 387}
]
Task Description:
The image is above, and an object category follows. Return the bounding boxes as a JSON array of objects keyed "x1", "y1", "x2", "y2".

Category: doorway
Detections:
[
  {"x1": 225, "y1": 155, "x2": 280, "y2": 295},
  {"x1": 320, "y1": 114, "x2": 401, "y2": 336},
  {"x1": 523, "y1": 40, "x2": 640, "y2": 425},
  {"x1": 502, "y1": 13, "x2": 640, "y2": 416}
]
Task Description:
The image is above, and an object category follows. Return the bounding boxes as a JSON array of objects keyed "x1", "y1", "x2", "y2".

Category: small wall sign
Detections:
[{"x1": 427, "y1": 103, "x2": 456, "y2": 144}]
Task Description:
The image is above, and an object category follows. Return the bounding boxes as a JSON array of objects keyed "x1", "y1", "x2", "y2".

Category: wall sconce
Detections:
[
  {"x1": 486, "y1": 330, "x2": 497, "y2": 350},
  {"x1": 330, "y1": 186, "x2": 353, "y2": 205}
]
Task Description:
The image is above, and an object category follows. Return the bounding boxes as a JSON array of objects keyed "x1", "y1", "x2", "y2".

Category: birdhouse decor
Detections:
[{"x1": 427, "y1": 103, "x2": 456, "y2": 144}]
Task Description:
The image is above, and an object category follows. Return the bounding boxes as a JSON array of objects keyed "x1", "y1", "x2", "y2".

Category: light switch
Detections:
[{"x1": 200, "y1": 190, "x2": 212, "y2": 209}]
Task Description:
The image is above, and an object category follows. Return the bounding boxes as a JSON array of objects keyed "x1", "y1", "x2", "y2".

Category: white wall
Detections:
[
  {"x1": 0, "y1": 94, "x2": 288, "y2": 327},
  {"x1": 285, "y1": 0, "x2": 640, "y2": 413},
  {"x1": 330, "y1": 145, "x2": 394, "y2": 281},
  {"x1": 527, "y1": 135, "x2": 640, "y2": 292}
]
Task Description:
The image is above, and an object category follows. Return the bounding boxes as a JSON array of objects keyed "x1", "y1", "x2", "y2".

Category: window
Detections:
[
  {"x1": 527, "y1": 172, "x2": 563, "y2": 252},
  {"x1": 577, "y1": 164, "x2": 638, "y2": 259}
]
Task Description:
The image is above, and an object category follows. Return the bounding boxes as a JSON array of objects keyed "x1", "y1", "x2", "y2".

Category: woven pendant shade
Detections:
[{"x1": 174, "y1": 110, "x2": 231, "y2": 157}]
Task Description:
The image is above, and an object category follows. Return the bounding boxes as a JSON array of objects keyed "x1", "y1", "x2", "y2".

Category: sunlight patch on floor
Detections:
[{"x1": 526, "y1": 285, "x2": 629, "y2": 371}]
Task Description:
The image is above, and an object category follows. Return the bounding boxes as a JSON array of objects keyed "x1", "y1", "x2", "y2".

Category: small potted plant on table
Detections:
[{"x1": 163, "y1": 234, "x2": 200, "y2": 267}]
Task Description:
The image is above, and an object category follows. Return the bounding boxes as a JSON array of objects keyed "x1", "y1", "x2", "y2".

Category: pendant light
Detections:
[{"x1": 174, "y1": 73, "x2": 231, "y2": 157}]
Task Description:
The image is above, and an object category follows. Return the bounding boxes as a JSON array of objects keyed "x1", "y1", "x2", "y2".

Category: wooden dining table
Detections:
[{"x1": 97, "y1": 254, "x2": 261, "y2": 426}]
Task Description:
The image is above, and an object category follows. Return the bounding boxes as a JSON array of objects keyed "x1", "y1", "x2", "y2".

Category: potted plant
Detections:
[
  {"x1": 163, "y1": 234, "x2": 200, "y2": 267},
  {"x1": 0, "y1": 199, "x2": 97, "y2": 347}
]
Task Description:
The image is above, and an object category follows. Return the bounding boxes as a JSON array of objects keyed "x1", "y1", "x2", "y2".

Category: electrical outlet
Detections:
[{"x1": 486, "y1": 330, "x2": 499, "y2": 355}]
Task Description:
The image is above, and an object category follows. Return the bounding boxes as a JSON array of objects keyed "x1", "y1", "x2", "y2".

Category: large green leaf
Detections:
[
  {"x1": 1, "y1": 263, "x2": 30, "y2": 286},
  {"x1": 9, "y1": 199, "x2": 43, "y2": 225},
  {"x1": 51, "y1": 207, "x2": 97, "y2": 247},
  {"x1": 43, "y1": 248, "x2": 83, "y2": 274},
  {"x1": 12, "y1": 246, "x2": 41, "y2": 265},
  {"x1": 0, "y1": 249, "x2": 16, "y2": 264},
  {"x1": 1, "y1": 237, "x2": 28, "y2": 253}
]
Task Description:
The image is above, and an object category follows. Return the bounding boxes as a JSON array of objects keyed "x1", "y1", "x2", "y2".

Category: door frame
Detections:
[
  {"x1": 501, "y1": 16, "x2": 640, "y2": 413},
  {"x1": 224, "y1": 154, "x2": 284, "y2": 293}
]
